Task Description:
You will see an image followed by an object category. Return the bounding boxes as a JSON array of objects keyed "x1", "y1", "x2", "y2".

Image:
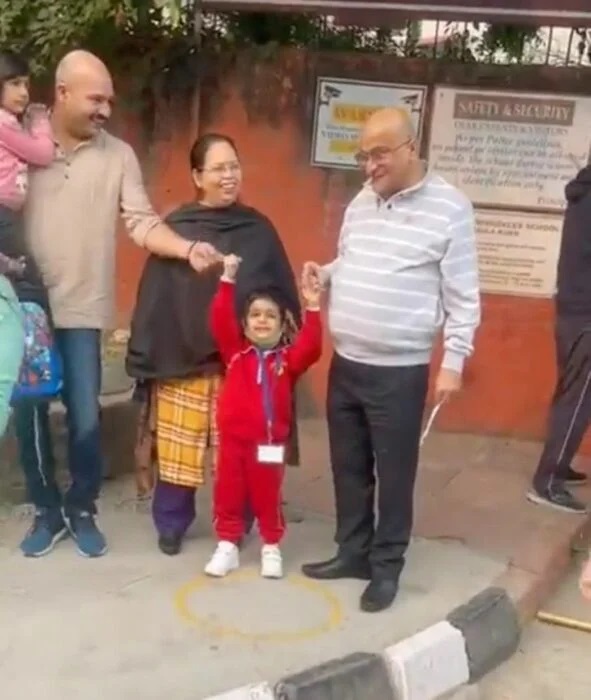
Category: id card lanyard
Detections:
[
  {"x1": 257, "y1": 351, "x2": 287, "y2": 465},
  {"x1": 260, "y1": 350, "x2": 275, "y2": 444}
]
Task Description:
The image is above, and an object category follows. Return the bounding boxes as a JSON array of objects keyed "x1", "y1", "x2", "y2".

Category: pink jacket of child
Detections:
[{"x1": 0, "y1": 107, "x2": 54, "y2": 210}]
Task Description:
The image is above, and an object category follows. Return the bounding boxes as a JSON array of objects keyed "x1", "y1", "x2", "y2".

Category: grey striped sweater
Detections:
[{"x1": 324, "y1": 173, "x2": 481, "y2": 372}]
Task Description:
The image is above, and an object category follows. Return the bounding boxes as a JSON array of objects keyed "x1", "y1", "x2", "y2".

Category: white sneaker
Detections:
[
  {"x1": 261, "y1": 544, "x2": 283, "y2": 579},
  {"x1": 204, "y1": 541, "x2": 239, "y2": 577}
]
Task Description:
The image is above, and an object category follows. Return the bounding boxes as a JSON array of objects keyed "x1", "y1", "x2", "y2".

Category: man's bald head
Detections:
[
  {"x1": 362, "y1": 107, "x2": 416, "y2": 144},
  {"x1": 53, "y1": 50, "x2": 114, "y2": 142},
  {"x1": 55, "y1": 50, "x2": 111, "y2": 86},
  {"x1": 357, "y1": 107, "x2": 422, "y2": 198}
]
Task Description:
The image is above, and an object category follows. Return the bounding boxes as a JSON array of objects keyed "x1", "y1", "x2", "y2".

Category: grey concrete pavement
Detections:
[
  {"x1": 481, "y1": 554, "x2": 591, "y2": 699},
  {"x1": 0, "y1": 477, "x2": 506, "y2": 700}
]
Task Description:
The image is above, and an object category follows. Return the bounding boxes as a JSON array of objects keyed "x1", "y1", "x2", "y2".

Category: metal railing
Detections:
[{"x1": 200, "y1": 12, "x2": 591, "y2": 66}]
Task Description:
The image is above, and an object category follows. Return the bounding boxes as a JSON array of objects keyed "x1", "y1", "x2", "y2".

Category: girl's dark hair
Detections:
[
  {"x1": 0, "y1": 50, "x2": 29, "y2": 90},
  {"x1": 189, "y1": 133, "x2": 238, "y2": 171},
  {"x1": 243, "y1": 289, "x2": 287, "y2": 324}
]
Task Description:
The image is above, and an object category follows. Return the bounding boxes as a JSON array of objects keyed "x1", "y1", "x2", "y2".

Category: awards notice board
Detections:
[{"x1": 311, "y1": 78, "x2": 427, "y2": 169}]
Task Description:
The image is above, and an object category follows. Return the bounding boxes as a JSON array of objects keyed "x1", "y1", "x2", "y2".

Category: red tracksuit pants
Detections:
[{"x1": 213, "y1": 435, "x2": 285, "y2": 545}]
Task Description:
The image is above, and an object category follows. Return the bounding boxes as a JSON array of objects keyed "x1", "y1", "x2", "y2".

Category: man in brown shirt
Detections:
[{"x1": 15, "y1": 50, "x2": 219, "y2": 559}]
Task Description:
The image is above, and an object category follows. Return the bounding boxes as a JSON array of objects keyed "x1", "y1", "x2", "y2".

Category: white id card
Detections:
[{"x1": 257, "y1": 444, "x2": 285, "y2": 464}]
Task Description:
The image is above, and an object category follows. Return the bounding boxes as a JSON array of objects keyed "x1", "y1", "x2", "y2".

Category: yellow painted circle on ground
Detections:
[{"x1": 174, "y1": 569, "x2": 344, "y2": 643}]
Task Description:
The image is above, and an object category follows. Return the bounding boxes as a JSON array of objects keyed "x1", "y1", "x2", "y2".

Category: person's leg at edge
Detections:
[
  {"x1": 0, "y1": 285, "x2": 64, "y2": 558},
  {"x1": 0, "y1": 379, "x2": 17, "y2": 437},
  {"x1": 0, "y1": 278, "x2": 24, "y2": 437},
  {"x1": 205, "y1": 435, "x2": 247, "y2": 577},
  {"x1": 530, "y1": 320, "x2": 591, "y2": 514},
  {"x1": 553, "y1": 318, "x2": 588, "y2": 485},
  {"x1": 248, "y1": 446, "x2": 285, "y2": 579},
  {"x1": 302, "y1": 354, "x2": 374, "y2": 581},
  {"x1": 58, "y1": 328, "x2": 106, "y2": 557},
  {"x1": 7, "y1": 277, "x2": 64, "y2": 556},
  {"x1": 152, "y1": 478, "x2": 196, "y2": 555},
  {"x1": 13, "y1": 400, "x2": 67, "y2": 556},
  {"x1": 362, "y1": 363, "x2": 429, "y2": 613}
]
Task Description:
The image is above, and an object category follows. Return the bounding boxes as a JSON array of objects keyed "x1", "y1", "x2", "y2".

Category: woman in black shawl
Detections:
[{"x1": 126, "y1": 133, "x2": 300, "y2": 555}]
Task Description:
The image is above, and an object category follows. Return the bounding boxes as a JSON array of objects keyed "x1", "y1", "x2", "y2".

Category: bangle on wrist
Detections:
[{"x1": 186, "y1": 240, "x2": 198, "y2": 259}]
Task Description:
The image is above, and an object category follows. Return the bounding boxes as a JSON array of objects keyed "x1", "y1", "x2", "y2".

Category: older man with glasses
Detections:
[{"x1": 301, "y1": 107, "x2": 481, "y2": 613}]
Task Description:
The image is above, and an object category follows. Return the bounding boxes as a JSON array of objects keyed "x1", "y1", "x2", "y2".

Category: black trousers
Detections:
[
  {"x1": 533, "y1": 316, "x2": 591, "y2": 490},
  {"x1": 327, "y1": 353, "x2": 429, "y2": 581}
]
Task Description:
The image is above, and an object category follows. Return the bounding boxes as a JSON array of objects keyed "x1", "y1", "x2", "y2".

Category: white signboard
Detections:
[
  {"x1": 475, "y1": 209, "x2": 563, "y2": 297},
  {"x1": 428, "y1": 86, "x2": 591, "y2": 211},
  {"x1": 311, "y1": 78, "x2": 427, "y2": 169}
]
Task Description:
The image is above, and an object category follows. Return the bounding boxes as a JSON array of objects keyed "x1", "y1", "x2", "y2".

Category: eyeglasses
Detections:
[
  {"x1": 354, "y1": 140, "x2": 412, "y2": 168},
  {"x1": 201, "y1": 162, "x2": 241, "y2": 176}
]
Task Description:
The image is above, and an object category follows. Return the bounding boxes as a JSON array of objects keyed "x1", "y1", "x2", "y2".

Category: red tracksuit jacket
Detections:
[{"x1": 210, "y1": 280, "x2": 322, "y2": 444}]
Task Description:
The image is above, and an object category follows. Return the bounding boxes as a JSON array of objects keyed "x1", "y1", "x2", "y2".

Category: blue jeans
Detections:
[{"x1": 13, "y1": 329, "x2": 103, "y2": 513}]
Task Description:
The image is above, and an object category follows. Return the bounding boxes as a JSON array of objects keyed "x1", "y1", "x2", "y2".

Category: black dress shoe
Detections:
[
  {"x1": 360, "y1": 579, "x2": 399, "y2": 613},
  {"x1": 158, "y1": 533, "x2": 182, "y2": 556},
  {"x1": 301, "y1": 555, "x2": 371, "y2": 580}
]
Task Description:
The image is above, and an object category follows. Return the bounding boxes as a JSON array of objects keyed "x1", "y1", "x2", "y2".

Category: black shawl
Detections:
[{"x1": 125, "y1": 202, "x2": 300, "y2": 381}]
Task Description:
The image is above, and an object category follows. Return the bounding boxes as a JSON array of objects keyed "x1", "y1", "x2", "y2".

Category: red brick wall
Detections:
[{"x1": 114, "y1": 48, "x2": 591, "y2": 447}]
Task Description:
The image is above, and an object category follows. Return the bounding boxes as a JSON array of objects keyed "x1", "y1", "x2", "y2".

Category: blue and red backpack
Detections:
[{"x1": 11, "y1": 301, "x2": 63, "y2": 404}]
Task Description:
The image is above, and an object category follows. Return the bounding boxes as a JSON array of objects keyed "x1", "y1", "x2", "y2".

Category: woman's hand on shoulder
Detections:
[{"x1": 26, "y1": 103, "x2": 49, "y2": 119}]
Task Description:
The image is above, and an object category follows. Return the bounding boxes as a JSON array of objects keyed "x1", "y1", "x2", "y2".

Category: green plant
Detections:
[
  {"x1": 0, "y1": 1, "x2": 191, "y2": 72},
  {"x1": 0, "y1": 2, "x2": 552, "y2": 77},
  {"x1": 478, "y1": 23, "x2": 542, "y2": 62}
]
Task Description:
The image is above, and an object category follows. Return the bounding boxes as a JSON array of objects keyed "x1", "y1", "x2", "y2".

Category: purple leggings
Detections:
[{"x1": 152, "y1": 478, "x2": 254, "y2": 538}]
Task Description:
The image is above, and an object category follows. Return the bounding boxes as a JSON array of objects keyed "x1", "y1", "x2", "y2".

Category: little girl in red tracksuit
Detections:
[{"x1": 206, "y1": 254, "x2": 322, "y2": 579}]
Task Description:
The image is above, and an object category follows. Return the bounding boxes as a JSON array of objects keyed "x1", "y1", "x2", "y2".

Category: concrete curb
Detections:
[{"x1": 203, "y1": 586, "x2": 521, "y2": 700}]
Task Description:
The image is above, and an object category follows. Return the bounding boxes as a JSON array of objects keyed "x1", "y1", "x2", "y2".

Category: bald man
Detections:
[
  {"x1": 302, "y1": 108, "x2": 481, "y2": 612},
  {"x1": 14, "y1": 50, "x2": 219, "y2": 559}
]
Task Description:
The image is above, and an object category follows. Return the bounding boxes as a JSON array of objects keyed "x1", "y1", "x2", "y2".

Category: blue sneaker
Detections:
[
  {"x1": 20, "y1": 509, "x2": 68, "y2": 557},
  {"x1": 63, "y1": 509, "x2": 107, "y2": 558}
]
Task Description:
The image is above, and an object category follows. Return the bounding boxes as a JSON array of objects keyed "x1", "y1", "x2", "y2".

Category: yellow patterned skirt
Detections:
[
  {"x1": 133, "y1": 373, "x2": 299, "y2": 498},
  {"x1": 155, "y1": 375, "x2": 222, "y2": 489}
]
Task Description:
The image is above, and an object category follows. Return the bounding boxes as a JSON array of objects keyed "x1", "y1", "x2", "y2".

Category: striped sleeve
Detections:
[
  {"x1": 440, "y1": 200, "x2": 481, "y2": 373},
  {"x1": 321, "y1": 203, "x2": 353, "y2": 285}
]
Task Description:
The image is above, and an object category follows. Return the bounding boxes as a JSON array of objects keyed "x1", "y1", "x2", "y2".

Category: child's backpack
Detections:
[{"x1": 11, "y1": 302, "x2": 63, "y2": 404}]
